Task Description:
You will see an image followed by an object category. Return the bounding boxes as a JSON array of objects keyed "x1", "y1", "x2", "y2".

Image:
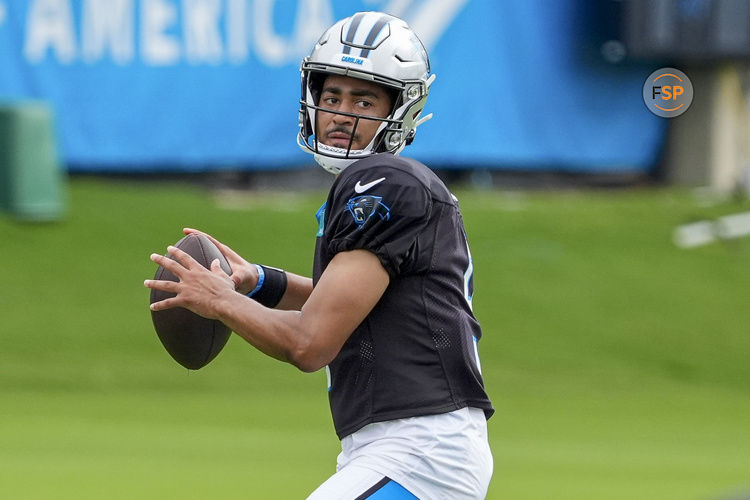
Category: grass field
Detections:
[{"x1": 1, "y1": 177, "x2": 749, "y2": 499}]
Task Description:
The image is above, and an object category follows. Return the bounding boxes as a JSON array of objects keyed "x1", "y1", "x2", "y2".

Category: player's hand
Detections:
[
  {"x1": 146, "y1": 245, "x2": 235, "y2": 319},
  {"x1": 183, "y1": 228, "x2": 260, "y2": 294}
]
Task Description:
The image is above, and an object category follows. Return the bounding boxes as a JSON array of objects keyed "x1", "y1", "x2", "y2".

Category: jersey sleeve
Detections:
[{"x1": 325, "y1": 168, "x2": 431, "y2": 277}]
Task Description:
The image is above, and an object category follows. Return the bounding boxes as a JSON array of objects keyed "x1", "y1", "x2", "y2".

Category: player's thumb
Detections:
[
  {"x1": 210, "y1": 259, "x2": 235, "y2": 289},
  {"x1": 210, "y1": 258, "x2": 223, "y2": 274}
]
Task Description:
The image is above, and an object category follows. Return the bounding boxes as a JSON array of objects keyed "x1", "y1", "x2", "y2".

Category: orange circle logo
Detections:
[{"x1": 643, "y1": 68, "x2": 693, "y2": 118}]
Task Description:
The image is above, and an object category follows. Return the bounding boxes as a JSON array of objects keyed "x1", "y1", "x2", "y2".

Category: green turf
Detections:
[{"x1": 1, "y1": 178, "x2": 749, "y2": 499}]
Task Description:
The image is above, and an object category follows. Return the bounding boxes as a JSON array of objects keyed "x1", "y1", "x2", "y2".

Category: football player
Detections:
[{"x1": 146, "y1": 11, "x2": 494, "y2": 499}]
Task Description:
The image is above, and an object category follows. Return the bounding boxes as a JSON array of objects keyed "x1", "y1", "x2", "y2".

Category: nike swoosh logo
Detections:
[{"x1": 354, "y1": 177, "x2": 386, "y2": 194}]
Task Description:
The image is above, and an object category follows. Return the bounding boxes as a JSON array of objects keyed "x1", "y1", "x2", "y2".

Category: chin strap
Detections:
[
  {"x1": 314, "y1": 154, "x2": 358, "y2": 175},
  {"x1": 313, "y1": 143, "x2": 374, "y2": 175}
]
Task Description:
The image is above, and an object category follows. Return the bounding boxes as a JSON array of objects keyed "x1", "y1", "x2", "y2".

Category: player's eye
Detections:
[{"x1": 321, "y1": 96, "x2": 339, "y2": 107}]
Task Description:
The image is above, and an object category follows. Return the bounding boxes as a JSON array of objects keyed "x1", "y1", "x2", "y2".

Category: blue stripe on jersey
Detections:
[
  {"x1": 316, "y1": 202, "x2": 326, "y2": 237},
  {"x1": 357, "y1": 479, "x2": 418, "y2": 499}
]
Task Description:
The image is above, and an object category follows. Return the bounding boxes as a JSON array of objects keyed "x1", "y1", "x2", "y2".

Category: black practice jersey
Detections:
[{"x1": 313, "y1": 153, "x2": 494, "y2": 439}]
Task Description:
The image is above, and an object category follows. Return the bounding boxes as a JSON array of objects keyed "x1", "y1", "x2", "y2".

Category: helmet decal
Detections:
[
  {"x1": 341, "y1": 13, "x2": 392, "y2": 57},
  {"x1": 342, "y1": 12, "x2": 365, "y2": 50}
]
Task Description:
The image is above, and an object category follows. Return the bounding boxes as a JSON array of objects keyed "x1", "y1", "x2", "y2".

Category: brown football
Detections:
[{"x1": 150, "y1": 233, "x2": 232, "y2": 370}]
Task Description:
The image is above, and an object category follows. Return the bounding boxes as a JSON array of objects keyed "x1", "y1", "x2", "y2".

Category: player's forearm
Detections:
[
  {"x1": 275, "y1": 272, "x2": 313, "y2": 311},
  {"x1": 215, "y1": 291, "x2": 322, "y2": 371}
]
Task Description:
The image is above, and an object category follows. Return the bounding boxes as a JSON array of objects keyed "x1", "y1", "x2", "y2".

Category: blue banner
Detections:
[{"x1": 0, "y1": 0, "x2": 665, "y2": 172}]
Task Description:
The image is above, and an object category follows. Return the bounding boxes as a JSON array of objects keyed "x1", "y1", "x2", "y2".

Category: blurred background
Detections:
[{"x1": 1, "y1": 1, "x2": 749, "y2": 499}]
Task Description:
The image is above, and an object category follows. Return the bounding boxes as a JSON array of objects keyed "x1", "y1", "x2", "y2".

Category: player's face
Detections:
[{"x1": 316, "y1": 75, "x2": 393, "y2": 150}]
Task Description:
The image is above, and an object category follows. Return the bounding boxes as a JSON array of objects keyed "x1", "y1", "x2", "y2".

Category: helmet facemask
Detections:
[
  {"x1": 298, "y1": 70, "x2": 403, "y2": 172},
  {"x1": 297, "y1": 12, "x2": 435, "y2": 175}
]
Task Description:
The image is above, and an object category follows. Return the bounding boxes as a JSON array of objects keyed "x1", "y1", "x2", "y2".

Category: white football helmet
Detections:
[{"x1": 298, "y1": 11, "x2": 435, "y2": 175}]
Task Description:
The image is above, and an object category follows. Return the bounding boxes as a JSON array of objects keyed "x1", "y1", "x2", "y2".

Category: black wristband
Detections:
[{"x1": 251, "y1": 265, "x2": 287, "y2": 308}]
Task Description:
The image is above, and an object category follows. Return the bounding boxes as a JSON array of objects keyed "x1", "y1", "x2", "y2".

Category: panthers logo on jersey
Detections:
[{"x1": 346, "y1": 196, "x2": 391, "y2": 227}]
